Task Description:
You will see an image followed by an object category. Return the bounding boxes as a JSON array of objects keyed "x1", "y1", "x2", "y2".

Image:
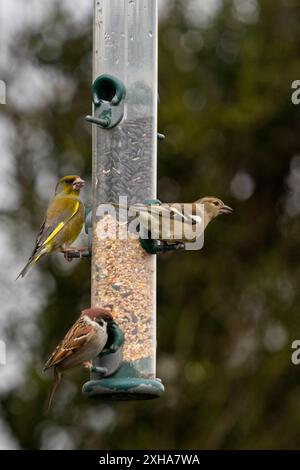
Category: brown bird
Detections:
[
  {"x1": 115, "y1": 196, "x2": 233, "y2": 246},
  {"x1": 16, "y1": 175, "x2": 85, "y2": 279},
  {"x1": 44, "y1": 308, "x2": 114, "y2": 412}
]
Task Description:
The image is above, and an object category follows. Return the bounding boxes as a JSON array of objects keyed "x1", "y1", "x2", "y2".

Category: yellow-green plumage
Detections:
[{"x1": 17, "y1": 175, "x2": 85, "y2": 279}]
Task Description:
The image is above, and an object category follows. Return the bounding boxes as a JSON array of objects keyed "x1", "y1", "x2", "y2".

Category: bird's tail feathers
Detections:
[
  {"x1": 46, "y1": 368, "x2": 62, "y2": 414},
  {"x1": 15, "y1": 247, "x2": 47, "y2": 280}
]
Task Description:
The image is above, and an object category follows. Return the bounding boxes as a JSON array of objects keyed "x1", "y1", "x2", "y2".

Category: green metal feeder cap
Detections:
[
  {"x1": 82, "y1": 376, "x2": 165, "y2": 401},
  {"x1": 83, "y1": 323, "x2": 165, "y2": 401}
]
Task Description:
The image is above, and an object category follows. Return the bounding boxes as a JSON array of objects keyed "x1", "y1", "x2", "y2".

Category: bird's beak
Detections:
[
  {"x1": 220, "y1": 204, "x2": 233, "y2": 214},
  {"x1": 73, "y1": 177, "x2": 85, "y2": 190}
]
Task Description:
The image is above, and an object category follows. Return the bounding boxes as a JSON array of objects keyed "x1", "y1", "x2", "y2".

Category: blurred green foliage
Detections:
[{"x1": 2, "y1": 0, "x2": 300, "y2": 449}]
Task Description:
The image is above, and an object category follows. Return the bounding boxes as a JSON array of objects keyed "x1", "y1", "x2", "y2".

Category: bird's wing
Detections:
[
  {"x1": 158, "y1": 203, "x2": 203, "y2": 225},
  {"x1": 167, "y1": 203, "x2": 203, "y2": 225},
  {"x1": 129, "y1": 203, "x2": 188, "y2": 222},
  {"x1": 32, "y1": 196, "x2": 81, "y2": 256},
  {"x1": 116, "y1": 202, "x2": 202, "y2": 226},
  {"x1": 44, "y1": 317, "x2": 95, "y2": 370}
]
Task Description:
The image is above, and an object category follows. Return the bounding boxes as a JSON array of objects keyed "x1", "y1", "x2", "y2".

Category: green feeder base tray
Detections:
[{"x1": 82, "y1": 377, "x2": 165, "y2": 401}]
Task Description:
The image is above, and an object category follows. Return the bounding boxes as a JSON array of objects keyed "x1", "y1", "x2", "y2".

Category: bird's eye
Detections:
[
  {"x1": 65, "y1": 178, "x2": 74, "y2": 184},
  {"x1": 97, "y1": 318, "x2": 105, "y2": 327},
  {"x1": 213, "y1": 201, "x2": 220, "y2": 206}
]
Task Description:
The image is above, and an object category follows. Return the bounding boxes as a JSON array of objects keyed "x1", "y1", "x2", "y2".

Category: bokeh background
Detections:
[{"x1": 1, "y1": 0, "x2": 300, "y2": 450}]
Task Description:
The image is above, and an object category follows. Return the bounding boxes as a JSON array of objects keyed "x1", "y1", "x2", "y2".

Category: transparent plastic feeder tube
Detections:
[{"x1": 86, "y1": 0, "x2": 163, "y2": 399}]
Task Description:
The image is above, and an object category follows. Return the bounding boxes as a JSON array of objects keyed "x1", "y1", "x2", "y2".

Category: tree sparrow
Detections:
[{"x1": 44, "y1": 308, "x2": 114, "y2": 412}]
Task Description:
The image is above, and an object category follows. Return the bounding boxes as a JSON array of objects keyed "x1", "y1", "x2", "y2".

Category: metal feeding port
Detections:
[{"x1": 86, "y1": 74, "x2": 126, "y2": 129}]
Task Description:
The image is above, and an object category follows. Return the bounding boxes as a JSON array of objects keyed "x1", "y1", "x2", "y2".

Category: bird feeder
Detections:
[{"x1": 82, "y1": 0, "x2": 164, "y2": 400}]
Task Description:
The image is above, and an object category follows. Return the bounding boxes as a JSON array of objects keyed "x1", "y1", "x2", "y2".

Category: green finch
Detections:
[
  {"x1": 16, "y1": 175, "x2": 85, "y2": 279},
  {"x1": 114, "y1": 196, "x2": 232, "y2": 247},
  {"x1": 44, "y1": 308, "x2": 115, "y2": 412}
]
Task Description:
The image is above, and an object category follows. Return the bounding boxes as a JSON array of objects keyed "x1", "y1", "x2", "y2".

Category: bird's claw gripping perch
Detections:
[
  {"x1": 139, "y1": 237, "x2": 185, "y2": 255},
  {"x1": 175, "y1": 242, "x2": 185, "y2": 251},
  {"x1": 83, "y1": 361, "x2": 93, "y2": 370},
  {"x1": 161, "y1": 241, "x2": 185, "y2": 253},
  {"x1": 62, "y1": 247, "x2": 90, "y2": 261}
]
